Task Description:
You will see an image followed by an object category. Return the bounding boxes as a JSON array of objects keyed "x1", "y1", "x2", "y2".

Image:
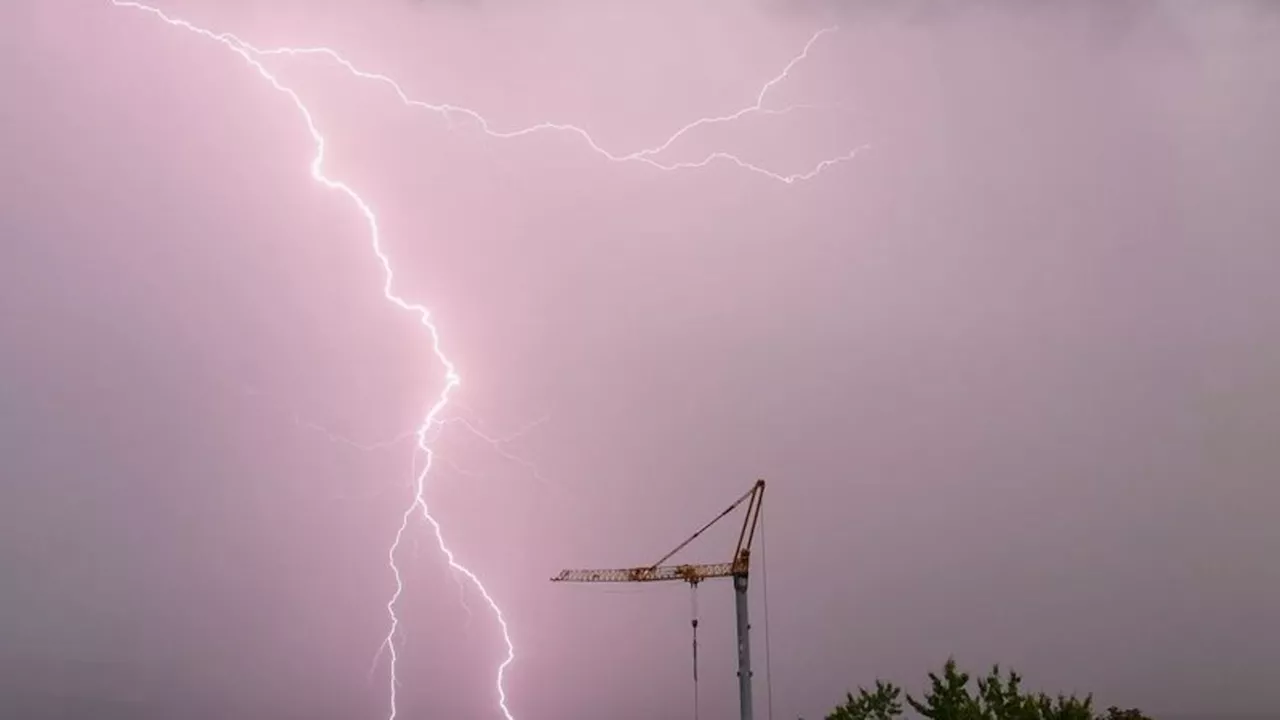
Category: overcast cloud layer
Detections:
[{"x1": 2, "y1": 1, "x2": 1278, "y2": 718}]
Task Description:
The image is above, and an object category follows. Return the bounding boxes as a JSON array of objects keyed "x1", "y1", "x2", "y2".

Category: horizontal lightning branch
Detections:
[{"x1": 108, "y1": 2, "x2": 862, "y2": 718}]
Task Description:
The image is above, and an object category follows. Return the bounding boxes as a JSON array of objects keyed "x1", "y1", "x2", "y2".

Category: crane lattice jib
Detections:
[{"x1": 551, "y1": 561, "x2": 739, "y2": 584}]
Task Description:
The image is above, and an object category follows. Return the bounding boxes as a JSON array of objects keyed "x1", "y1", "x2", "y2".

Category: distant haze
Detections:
[{"x1": 2, "y1": 1, "x2": 1278, "y2": 719}]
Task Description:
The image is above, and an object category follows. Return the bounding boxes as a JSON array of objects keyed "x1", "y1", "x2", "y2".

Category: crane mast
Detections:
[{"x1": 552, "y1": 479, "x2": 766, "y2": 720}]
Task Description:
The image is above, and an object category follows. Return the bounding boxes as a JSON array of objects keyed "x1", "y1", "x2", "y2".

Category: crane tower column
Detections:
[{"x1": 734, "y1": 571, "x2": 754, "y2": 720}]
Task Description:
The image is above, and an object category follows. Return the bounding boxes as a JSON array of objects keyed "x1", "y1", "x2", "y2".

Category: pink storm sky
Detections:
[{"x1": 2, "y1": 1, "x2": 1279, "y2": 718}]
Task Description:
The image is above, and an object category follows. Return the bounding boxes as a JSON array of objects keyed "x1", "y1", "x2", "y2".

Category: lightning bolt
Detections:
[{"x1": 108, "y1": 2, "x2": 862, "y2": 718}]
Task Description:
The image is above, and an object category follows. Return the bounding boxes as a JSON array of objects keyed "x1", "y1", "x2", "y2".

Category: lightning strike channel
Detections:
[
  {"x1": 110, "y1": 2, "x2": 863, "y2": 719},
  {"x1": 110, "y1": 4, "x2": 513, "y2": 719}
]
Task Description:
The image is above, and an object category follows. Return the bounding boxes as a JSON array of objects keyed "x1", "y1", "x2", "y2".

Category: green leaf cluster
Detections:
[{"x1": 806, "y1": 658, "x2": 1151, "y2": 720}]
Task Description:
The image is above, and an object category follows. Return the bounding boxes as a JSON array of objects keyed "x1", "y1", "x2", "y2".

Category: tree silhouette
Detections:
[
  {"x1": 905, "y1": 658, "x2": 983, "y2": 720},
  {"x1": 805, "y1": 659, "x2": 1151, "y2": 720},
  {"x1": 1029, "y1": 692, "x2": 1094, "y2": 720},
  {"x1": 1098, "y1": 708, "x2": 1152, "y2": 720},
  {"x1": 824, "y1": 680, "x2": 903, "y2": 720},
  {"x1": 974, "y1": 665, "x2": 1043, "y2": 720}
]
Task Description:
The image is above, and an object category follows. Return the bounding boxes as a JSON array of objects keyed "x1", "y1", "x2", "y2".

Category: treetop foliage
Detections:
[{"x1": 807, "y1": 658, "x2": 1151, "y2": 720}]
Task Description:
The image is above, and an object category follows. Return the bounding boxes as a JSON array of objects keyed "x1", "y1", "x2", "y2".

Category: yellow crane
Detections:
[{"x1": 551, "y1": 479, "x2": 767, "y2": 720}]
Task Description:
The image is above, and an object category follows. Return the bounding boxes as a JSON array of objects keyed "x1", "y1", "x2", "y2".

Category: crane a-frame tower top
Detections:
[{"x1": 552, "y1": 479, "x2": 766, "y2": 720}]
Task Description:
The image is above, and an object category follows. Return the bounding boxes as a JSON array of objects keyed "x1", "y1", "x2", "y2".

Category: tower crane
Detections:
[{"x1": 552, "y1": 479, "x2": 767, "y2": 720}]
